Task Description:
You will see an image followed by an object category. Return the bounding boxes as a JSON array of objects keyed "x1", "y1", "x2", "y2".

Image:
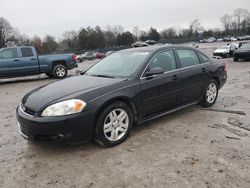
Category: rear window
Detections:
[
  {"x1": 21, "y1": 47, "x2": 34, "y2": 57},
  {"x1": 176, "y1": 49, "x2": 200, "y2": 68}
]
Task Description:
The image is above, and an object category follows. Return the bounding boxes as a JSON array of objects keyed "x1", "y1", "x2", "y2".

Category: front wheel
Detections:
[
  {"x1": 94, "y1": 102, "x2": 133, "y2": 147},
  {"x1": 52, "y1": 64, "x2": 68, "y2": 79},
  {"x1": 200, "y1": 80, "x2": 218, "y2": 107}
]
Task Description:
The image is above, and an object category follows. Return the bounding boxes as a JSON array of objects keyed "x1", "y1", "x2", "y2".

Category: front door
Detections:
[
  {"x1": 140, "y1": 50, "x2": 182, "y2": 117},
  {"x1": 0, "y1": 48, "x2": 21, "y2": 77},
  {"x1": 19, "y1": 47, "x2": 39, "y2": 75}
]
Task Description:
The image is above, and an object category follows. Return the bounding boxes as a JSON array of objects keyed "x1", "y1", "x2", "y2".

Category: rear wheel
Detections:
[
  {"x1": 94, "y1": 101, "x2": 133, "y2": 147},
  {"x1": 52, "y1": 64, "x2": 67, "y2": 79},
  {"x1": 200, "y1": 80, "x2": 218, "y2": 107},
  {"x1": 233, "y1": 57, "x2": 238, "y2": 62}
]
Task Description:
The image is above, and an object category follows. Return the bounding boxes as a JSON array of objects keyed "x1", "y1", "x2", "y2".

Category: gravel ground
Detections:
[{"x1": 0, "y1": 43, "x2": 250, "y2": 188}]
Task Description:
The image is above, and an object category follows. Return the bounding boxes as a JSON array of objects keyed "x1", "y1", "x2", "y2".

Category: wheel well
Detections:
[
  {"x1": 94, "y1": 98, "x2": 138, "y2": 130},
  {"x1": 212, "y1": 77, "x2": 220, "y2": 87},
  {"x1": 52, "y1": 61, "x2": 67, "y2": 68}
]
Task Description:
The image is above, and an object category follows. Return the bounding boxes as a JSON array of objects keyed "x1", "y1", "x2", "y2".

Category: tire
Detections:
[
  {"x1": 225, "y1": 53, "x2": 230, "y2": 58},
  {"x1": 52, "y1": 64, "x2": 67, "y2": 79},
  {"x1": 233, "y1": 57, "x2": 238, "y2": 62},
  {"x1": 200, "y1": 79, "x2": 219, "y2": 107},
  {"x1": 94, "y1": 101, "x2": 133, "y2": 147}
]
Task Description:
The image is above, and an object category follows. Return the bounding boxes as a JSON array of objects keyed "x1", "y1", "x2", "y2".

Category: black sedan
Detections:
[
  {"x1": 233, "y1": 43, "x2": 250, "y2": 61},
  {"x1": 17, "y1": 45, "x2": 227, "y2": 147}
]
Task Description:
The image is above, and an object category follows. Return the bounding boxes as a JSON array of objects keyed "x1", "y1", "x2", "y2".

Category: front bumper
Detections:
[
  {"x1": 16, "y1": 106, "x2": 95, "y2": 142},
  {"x1": 213, "y1": 52, "x2": 229, "y2": 57}
]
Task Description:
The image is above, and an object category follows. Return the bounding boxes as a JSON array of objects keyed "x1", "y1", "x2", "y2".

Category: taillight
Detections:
[{"x1": 72, "y1": 54, "x2": 77, "y2": 62}]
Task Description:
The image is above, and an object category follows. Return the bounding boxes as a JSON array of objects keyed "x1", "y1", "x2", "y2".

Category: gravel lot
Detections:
[{"x1": 0, "y1": 43, "x2": 250, "y2": 188}]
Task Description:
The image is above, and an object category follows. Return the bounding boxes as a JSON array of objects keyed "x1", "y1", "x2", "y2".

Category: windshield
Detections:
[
  {"x1": 86, "y1": 51, "x2": 149, "y2": 78},
  {"x1": 240, "y1": 43, "x2": 250, "y2": 49}
]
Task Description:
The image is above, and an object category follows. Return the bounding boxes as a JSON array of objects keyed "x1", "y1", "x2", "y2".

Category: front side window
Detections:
[
  {"x1": 148, "y1": 50, "x2": 176, "y2": 72},
  {"x1": 86, "y1": 51, "x2": 149, "y2": 77},
  {"x1": 21, "y1": 47, "x2": 34, "y2": 57},
  {"x1": 0, "y1": 48, "x2": 18, "y2": 59},
  {"x1": 176, "y1": 49, "x2": 200, "y2": 68}
]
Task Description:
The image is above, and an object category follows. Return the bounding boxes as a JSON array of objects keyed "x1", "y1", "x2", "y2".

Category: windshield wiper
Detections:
[{"x1": 90, "y1": 74, "x2": 115, "y2": 78}]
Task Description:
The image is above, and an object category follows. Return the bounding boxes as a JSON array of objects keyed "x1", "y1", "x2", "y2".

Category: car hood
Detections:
[
  {"x1": 214, "y1": 49, "x2": 229, "y2": 53},
  {"x1": 22, "y1": 75, "x2": 126, "y2": 110}
]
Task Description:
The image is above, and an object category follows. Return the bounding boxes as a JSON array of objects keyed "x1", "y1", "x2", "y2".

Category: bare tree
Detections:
[
  {"x1": 0, "y1": 17, "x2": 17, "y2": 48},
  {"x1": 233, "y1": 8, "x2": 249, "y2": 34},
  {"x1": 161, "y1": 28, "x2": 177, "y2": 40},
  {"x1": 62, "y1": 30, "x2": 79, "y2": 49},
  {"x1": 31, "y1": 36, "x2": 43, "y2": 53},
  {"x1": 220, "y1": 14, "x2": 232, "y2": 35},
  {"x1": 189, "y1": 19, "x2": 204, "y2": 36}
]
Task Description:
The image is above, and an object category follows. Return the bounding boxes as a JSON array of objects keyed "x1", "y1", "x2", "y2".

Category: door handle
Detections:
[
  {"x1": 14, "y1": 59, "x2": 20, "y2": 62},
  {"x1": 172, "y1": 74, "x2": 178, "y2": 81},
  {"x1": 30, "y1": 58, "x2": 37, "y2": 61}
]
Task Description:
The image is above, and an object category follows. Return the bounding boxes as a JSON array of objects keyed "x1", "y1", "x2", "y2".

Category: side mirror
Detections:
[{"x1": 145, "y1": 67, "x2": 165, "y2": 77}]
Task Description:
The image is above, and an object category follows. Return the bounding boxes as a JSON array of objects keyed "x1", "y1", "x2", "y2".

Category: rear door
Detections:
[
  {"x1": 174, "y1": 49, "x2": 208, "y2": 104},
  {"x1": 0, "y1": 48, "x2": 21, "y2": 77},
  {"x1": 140, "y1": 50, "x2": 182, "y2": 117},
  {"x1": 19, "y1": 47, "x2": 39, "y2": 75}
]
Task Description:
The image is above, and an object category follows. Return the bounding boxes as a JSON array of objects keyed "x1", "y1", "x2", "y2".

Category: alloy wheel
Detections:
[{"x1": 103, "y1": 109, "x2": 129, "y2": 142}]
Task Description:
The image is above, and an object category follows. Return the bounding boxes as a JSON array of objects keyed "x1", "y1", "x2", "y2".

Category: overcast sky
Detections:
[{"x1": 1, "y1": 0, "x2": 249, "y2": 39}]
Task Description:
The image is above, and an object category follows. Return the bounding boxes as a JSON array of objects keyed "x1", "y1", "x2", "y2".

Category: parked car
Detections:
[
  {"x1": 84, "y1": 51, "x2": 96, "y2": 60},
  {"x1": 213, "y1": 43, "x2": 238, "y2": 58},
  {"x1": 132, "y1": 41, "x2": 150, "y2": 48},
  {"x1": 17, "y1": 45, "x2": 227, "y2": 146},
  {"x1": 95, "y1": 52, "x2": 106, "y2": 59},
  {"x1": 206, "y1": 37, "x2": 216, "y2": 43},
  {"x1": 230, "y1": 37, "x2": 237, "y2": 41},
  {"x1": 217, "y1": 38, "x2": 223, "y2": 42},
  {"x1": 233, "y1": 42, "x2": 250, "y2": 61},
  {"x1": 106, "y1": 51, "x2": 114, "y2": 56},
  {"x1": 145, "y1": 40, "x2": 157, "y2": 45},
  {"x1": 223, "y1": 37, "x2": 231, "y2": 42},
  {"x1": 0, "y1": 46, "x2": 77, "y2": 79}
]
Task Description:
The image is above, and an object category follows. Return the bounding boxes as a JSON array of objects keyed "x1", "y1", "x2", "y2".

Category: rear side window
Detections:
[
  {"x1": 149, "y1": 50, "x2": 176, "y2": 72},
  {"x1": 176, "y1": 49, "x2": 200, "y2": 68},
  {"x1": 198, "y1": 52, "x2": 209, "y2": 63},
  {"x1": 21, "y1": 47, "x2": 34, "y2": 57},
  {"x1": 0, "y1": 48, "x2": 18, "y2": 59}
]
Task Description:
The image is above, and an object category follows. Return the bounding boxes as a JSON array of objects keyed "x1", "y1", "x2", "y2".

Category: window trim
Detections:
[{"x1": 140, "y1": 49, "x2": 177, "y2": 79}]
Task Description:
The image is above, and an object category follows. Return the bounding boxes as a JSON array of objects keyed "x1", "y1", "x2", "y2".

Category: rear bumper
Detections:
[
  {"x1": 16, "y1": 106, "x2": 95, "y2": 142},
  {"x1": 67, "y1": 62, "x2": 78, "y2": 70}
]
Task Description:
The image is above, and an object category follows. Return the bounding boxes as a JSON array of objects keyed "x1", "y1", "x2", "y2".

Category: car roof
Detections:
[{"x1": 119, "y1": 44, "x2": 196, "y2": 53}]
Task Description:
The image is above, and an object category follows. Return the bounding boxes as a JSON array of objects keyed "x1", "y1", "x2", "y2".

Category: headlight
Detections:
[{"x1": 41, "y1": 99, "x2": 86, "y2": 117}]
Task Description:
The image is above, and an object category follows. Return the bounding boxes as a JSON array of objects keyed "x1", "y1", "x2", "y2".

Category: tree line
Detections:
[{"x1": 0, "y1": 8, "x2": 250, "y2": 54}]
